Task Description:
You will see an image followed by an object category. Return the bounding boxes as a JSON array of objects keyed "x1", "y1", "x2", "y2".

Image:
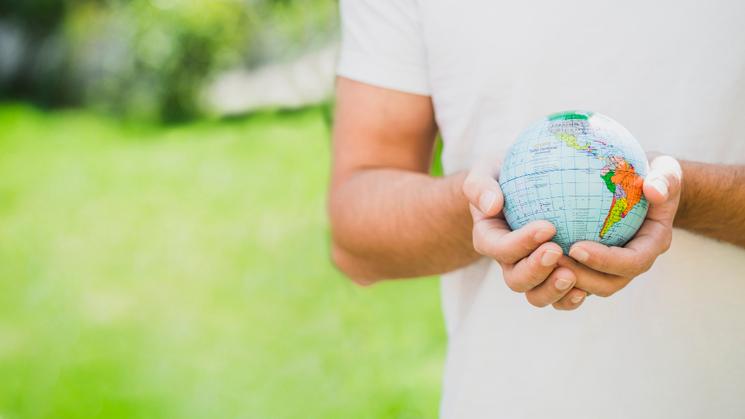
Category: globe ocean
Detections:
[{"x1": 499, "y1": 111, "x2": 649, "y2": 254}]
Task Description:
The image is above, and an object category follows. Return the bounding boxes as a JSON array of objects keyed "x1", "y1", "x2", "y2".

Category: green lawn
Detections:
[{"x1": 0, "y1": 104, "x2": 445, "y2": 419}]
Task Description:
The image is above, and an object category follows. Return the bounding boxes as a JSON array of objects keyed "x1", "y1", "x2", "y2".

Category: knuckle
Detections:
[
  {"x1": 593, "y1": 256, "x2": 612, "y2": 272},
  {"x1": 462, "y1": 173, "x2": 491, "y2": 203},
  {"x1": 462, "y1": 171, "x2": 477, "y2": 188},
  {"x1": 472, "y1": 234, "x2": 486, "y2": 255},
  {"x1": 492, "y1": 250, "x2": 508, "y2": 265},
  {"x1": 638, "y1": 261, "x2": 653, "y2": 275},
  {"x1": 602, "y1": 280, "x2": 628, "y2": 298},
  {"x1": 553, "y1": 302, "x2": 578, "y2": 311},
  {"x1": 504, "y1": 273, "x2": 528, "y2": 293},
  {"x1": 472, "y1": 225, "x2": 494, "y2": 257},
  {"x1": 577, "y1": 249, "x2": 607, "y2": 271},
  {"x1": 660, "y1": 234, "x2": 673, "y2": 253},
  {"x1": 620, "y1": 264, "x2": 642, "y2": 278},
  {"x1": 462, "y1": 176, "x2": 479, "y2": 202},
  {"x1": 525, "y1": 293, "x2": 547, "y2": 308},
  {"x1": 518, "y1": 239, "x2": 537, "y2": 257},
  {"x1": 624, "y1": 251, "x2": 654, "y2": 277},
  {"x1": 594, "y1": 286, "x2": 615, "y2": 298},
  {"x1": 490, "y1": 241, "x2": 511, "y2": 265},
  {"x1": 505, "y1": 280, "x2": 523, "y2": 293},
  {"x1": 523, "y1": 254, "x2": 545, "y2": 282}
]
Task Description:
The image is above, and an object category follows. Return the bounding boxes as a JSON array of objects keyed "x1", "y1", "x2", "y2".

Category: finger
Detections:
[
  {"x1": 524, "y1": 267, "x2": 576, "y2": 308},
  {"x1": 567, "y1": 209, "x2": 673, "y2": 276},
  {"x1": 489, "y1": 220, "x2": 557, "y2": 265},
  {"x1": 568, "y1": 238, "x2": 655, "y2": 278},
  {"x1": 557, "y1": 256, "x2": 631, "y2": 298},
  {"x1": 471, "y1": 212, "x2": 512, "y2": 256},
  {"x1": 552, "y1": 288, "x2": 588, "y2": 311},
  {"x1": 502, "y1": 241, "x2": 563, "y2": 292},
  {"x1": 644, "y1": 155, "x2": 682, "y2": 203},
  {"x1": 463, "y1": 163, "x2": 503, "y2": 217},
  {"x1": 643, "y1": 155, "x2": 682, "y2": 221}
]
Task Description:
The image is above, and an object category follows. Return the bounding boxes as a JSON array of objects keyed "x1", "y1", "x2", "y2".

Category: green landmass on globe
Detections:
[{"x1": 499, "y1": 111, "x2": 649, "y2": 253}]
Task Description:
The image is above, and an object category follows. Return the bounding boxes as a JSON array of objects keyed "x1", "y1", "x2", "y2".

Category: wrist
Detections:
[
  {"x1": 448, "y1": 170, "x2": 471, "y2": 218},
  {"x1": 450, "y1": 169, "x2": 469, "y2": 201},
  {"x1": 444, "y1": 170, "x2": 478, "y2": 251}
]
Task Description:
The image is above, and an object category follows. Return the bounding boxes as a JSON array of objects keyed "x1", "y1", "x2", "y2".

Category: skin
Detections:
[{"x1": 329, "y1": 77, "x2": 745, "y2": 310}]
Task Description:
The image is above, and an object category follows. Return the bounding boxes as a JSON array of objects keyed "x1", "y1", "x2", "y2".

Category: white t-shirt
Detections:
[{"x1": 338, "y1": 1, "x2": 745, "y2": 418}]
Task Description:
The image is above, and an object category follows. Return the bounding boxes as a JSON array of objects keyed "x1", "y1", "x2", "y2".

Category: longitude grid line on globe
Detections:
[
  {"x1": 572, "y1": 135, "x2": 578, "y2": 238},
  {"x1": 559, "y1": 124, "x2": 571, "y2": 244}
]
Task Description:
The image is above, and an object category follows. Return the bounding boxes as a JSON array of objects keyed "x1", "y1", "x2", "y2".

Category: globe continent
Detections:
[{"x1": 498, "y1": 111, "x2": 649, "y2": 254}]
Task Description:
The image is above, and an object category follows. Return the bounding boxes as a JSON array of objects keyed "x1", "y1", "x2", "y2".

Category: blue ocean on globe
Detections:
[{"x1": 498, "y1": 111, "x2": 649, "y2": 254}]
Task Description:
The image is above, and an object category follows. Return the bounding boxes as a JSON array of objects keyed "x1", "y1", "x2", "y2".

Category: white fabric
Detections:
[{"x1": 338, "y1": 1, "x2": 745, "y2": 418}]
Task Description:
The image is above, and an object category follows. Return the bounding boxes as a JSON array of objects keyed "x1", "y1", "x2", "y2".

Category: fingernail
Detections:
[
  {"x1": 571, "y1": 294, "x2": 585, "y2": 304},
  {"x1": 555, "y1": 277, "x2": 573, "y2": 291},
  {"x1": 570, "y1": 247, "x2": 589, "y2": 263},
  {"x1": 534, "y1": 229, "x2": 554, "y2": 242},
  {"x1": 540, "y1": 249, "x2": 561, "y2": 267},
  {"x1": 650, "y1": 178, "x2": 669, "y2": 197},
  {"x1": 480, "y1": 191, "x2": 497, "y2": 213}
]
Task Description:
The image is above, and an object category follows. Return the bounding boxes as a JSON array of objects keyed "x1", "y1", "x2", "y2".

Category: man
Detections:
[{"x1": 329, "y1": 0, "x2": 745, "y2": 417}]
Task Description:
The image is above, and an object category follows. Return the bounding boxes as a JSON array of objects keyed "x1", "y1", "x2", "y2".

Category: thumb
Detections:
[
  {"x1": 463, "y1": 160, "x2": 503, "y2": 217},
  {"x1": 644, "y1": 155, "x2": 682, "y2": 203},
  {"x1": 643, "y1": 155, "x2": 682, "y2": 220}
]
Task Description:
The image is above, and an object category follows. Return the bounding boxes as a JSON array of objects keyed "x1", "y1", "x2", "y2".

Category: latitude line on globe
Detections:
[{"x1": 500, "y1": 167, "x2": 604, "y2": 187}]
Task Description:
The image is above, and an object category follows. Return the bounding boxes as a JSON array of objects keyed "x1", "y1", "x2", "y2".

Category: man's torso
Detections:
[{"x1": 420, "y1": 1, "x2": 745, "y2": 417}]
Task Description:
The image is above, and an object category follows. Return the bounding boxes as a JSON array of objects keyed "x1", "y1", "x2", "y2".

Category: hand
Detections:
[
  {"x1": 564, "y1": 155, "x2": 683, "y2": 297},
  {"x1": 462, "y1": 161, "x2": 589, "y2": 310}
]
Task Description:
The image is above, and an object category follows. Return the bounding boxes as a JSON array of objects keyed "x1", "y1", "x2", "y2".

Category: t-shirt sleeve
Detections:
[{"x1": 337, "y1": 0, "x2": 430, "y2": 96}]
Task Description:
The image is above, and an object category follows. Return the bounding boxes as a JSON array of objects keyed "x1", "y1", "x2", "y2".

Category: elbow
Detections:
[
  {"x1": 328, "y1": 189, "x2": 385, "y2": 286},
  {"x1": 330, "y1": 243, "x2": 383, "y2": 287}
]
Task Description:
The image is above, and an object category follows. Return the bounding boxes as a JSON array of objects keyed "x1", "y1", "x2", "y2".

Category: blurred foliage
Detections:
[
  {"x1": 0, "y1": 103, "x2": 445, "y2": 418},
  {"x1": 0, "y1": 0, "x2": 338, "y2": 121},
  {"x1": 0, "y1": 0, "x2": 68, "y2": 31},
  {"x1": 65, "y1": 0, "x2": 252, "y2": 121}
]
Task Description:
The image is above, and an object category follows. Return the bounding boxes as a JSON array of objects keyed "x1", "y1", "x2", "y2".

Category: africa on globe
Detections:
[{"x1": 498, "y1": 111, "x2": 649, "y2": 254}]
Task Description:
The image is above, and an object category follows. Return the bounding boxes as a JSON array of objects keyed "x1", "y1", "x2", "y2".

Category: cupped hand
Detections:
[
  {"x1": 462, "y1": 161, "x2": 588, "y2": 310},
  {"x1": 564, "y1": 155, "x2": 683, "y2": 297}
]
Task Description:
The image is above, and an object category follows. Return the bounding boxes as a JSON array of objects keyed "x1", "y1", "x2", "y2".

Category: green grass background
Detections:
[{"x1": 0, "y1": 104, "x2": 445, "y2": 419}]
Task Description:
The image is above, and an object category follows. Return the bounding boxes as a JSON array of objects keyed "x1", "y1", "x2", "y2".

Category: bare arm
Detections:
[
  {"x1": 328, "y1": 78, "x2": 477, "y2": 283},
  {"x1": 675, "y1": 161, "x2": 745, "y2": 248},
  {"x1": 330, "y1": 78, "x2": 589, "y2": 311}
]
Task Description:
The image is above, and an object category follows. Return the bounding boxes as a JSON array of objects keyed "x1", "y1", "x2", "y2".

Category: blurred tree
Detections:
[
  {"x1": 0, "y1": 0, "x2": 338, "y2": 121},
  {"x1": 0, "y1": 0, "x2": 67, "y2": 32},
  {"x1": 64, "y1": 0, "x2": 253, "y2": 121},
  {"x1": 0, "y1": 0, "x2": 72, "y2": 106}
]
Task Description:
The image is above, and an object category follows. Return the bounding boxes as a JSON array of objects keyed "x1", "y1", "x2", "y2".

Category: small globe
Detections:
[{"x1": 498, "y1": 111, "x2": 649, "y2": 254}]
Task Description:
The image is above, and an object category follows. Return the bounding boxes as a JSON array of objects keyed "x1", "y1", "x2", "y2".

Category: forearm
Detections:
[
  {"x1": 329, "y1": 169, "x2": 477, "y2": 283},
  {"x1": 674, "y1": 160, "x2": 745, "y2": 248}
]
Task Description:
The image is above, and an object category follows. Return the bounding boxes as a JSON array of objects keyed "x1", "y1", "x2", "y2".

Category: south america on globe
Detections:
[{"x1": 498, "y1": 111, "x2": 649, "y2": 254}]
